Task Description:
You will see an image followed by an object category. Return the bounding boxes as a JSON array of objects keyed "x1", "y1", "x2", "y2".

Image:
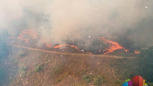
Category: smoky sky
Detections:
[{"x1": 0, "y1": 0, "x2": 153, "y2": 47}]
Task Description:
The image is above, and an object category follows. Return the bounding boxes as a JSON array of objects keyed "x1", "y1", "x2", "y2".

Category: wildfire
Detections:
[
  {"x1": 53, "y1": 44, "x2": 82, "y2": 51},
  {"x1": 134, "y1": 50, "x2": 140, "y2": 54},
  {"x1": 46, "y1": 43, "x2": 52, "y2": 48},
  {"x1": 53, "y1": 44, "x2": 70, "y2": 48},
  {"x1": 18, "y1": 29, "x2": 37, "y2": 43},
  {"x1": 99, "y1": 50, "x2": 101, "y2": 52},
  {"x1": 98, "y1": 37, "x2": 128, "y2": 54},
  {"x1": 9, "y1": 29, "x2": 140, "y2": 54}
]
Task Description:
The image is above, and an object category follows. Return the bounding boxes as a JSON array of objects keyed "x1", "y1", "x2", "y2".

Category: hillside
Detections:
[{"x1": 0, "y1": 45, "x2": 139, "y2": 86}]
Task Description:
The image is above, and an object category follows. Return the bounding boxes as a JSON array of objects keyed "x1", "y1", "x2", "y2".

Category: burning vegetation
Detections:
[
  {"x1": 8, "y1": 29, "x2": 137, "y2": 55},
  {"x1": 1, "y1": 0, "x2": 153, "y2": 85}
]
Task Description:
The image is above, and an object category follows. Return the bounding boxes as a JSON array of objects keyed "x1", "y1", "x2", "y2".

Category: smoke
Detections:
[{"x1": 0, "y1": 0, "x2": 153, "y2": 47}]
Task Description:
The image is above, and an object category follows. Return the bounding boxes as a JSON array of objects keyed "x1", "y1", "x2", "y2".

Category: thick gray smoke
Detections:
[{"x1": 0, "y1": 0, "x2": 153, "y2": 47}]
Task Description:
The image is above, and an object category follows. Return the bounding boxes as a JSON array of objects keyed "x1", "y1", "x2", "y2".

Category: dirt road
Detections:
[{"x1": 10, "y1": 45, "x2": 133, "y2": 58}]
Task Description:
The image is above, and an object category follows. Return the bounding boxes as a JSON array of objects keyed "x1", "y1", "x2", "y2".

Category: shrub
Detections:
[
  {"x1": 34, "y1": 64, "x2": 44, "y2": 72},
  {"x1": 57, "y1": 79, "x2": 61, "y2": 82},
  {"x1": 0, "y1": 67, "x2": 5, "y2": 84},
  {"x1": 19, "y1": 66, "x2": 27, "y2": 77},
  {"x1": 19, "y1": 50, "x2": 26, "y2": 57},
  {"x1": 82, "y1": 75, "x2": 92, "y2": 83},
  {"x1": 138, "y1": 46, "x2": 153, "y2": 82},
  {"x1": 0, "y1": 39, "x2": 8, "y2": 59},
  {"x1": 147, "y1": 82, "x2": 153, "y2": 86},
  {"x1": 20, "y1": 66, "x2": 27, "y2": 71},
  {"x1": 93, "y1": 76, "x2": 105, "y2": 86},
  {"x1": 0, "y1": 30, "x2": 9, "y2": 59}
]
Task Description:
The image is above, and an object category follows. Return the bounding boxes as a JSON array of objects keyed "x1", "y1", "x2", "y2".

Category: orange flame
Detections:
[
  {"x1": 18, "y1": 29, "x2": 37, "y2": 39},
  {"x1": 98, "y1": 37, "x2": 128, "y2": 54},
  {"x1": 53, "y1": 44, "x2": 70, "y2": 48},
  {"x1": 18, "y1": 29, "x2": 37, "y2": 43},
  {"x1": 10, "y1": 29, "x2": 132, "y2": 54},
  {"x1": 134, "y1": 50, "x2": 140, "y2": 54},
  {"x1": 53, "y1": 44, "x2": 84, "y2": 52},
  {"x1": 46, "y1": 43, "x2": 52, "y2": 48},
  {"x1": 53, "y1": 44, "x2": 80, "y2": 50},
  {"x1": 70, "y1": 45, "x2": 79, "y2": 49},
  {"x1": 99, "y1": 50, "x2": 101, "y2": 52}
]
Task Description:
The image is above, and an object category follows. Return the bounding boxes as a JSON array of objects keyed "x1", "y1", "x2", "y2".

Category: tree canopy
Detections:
[{"x1": 138, "y1": 46, "x2": 153, "y2": 82}]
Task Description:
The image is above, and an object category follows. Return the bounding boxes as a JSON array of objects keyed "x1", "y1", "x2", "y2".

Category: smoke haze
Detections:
[{"x1": 0, "y1": 0, "x2": 153, "y2": 47}]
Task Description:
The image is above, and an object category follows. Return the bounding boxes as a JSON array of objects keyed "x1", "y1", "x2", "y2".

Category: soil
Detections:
[{"x1": 1, "y1": 44, "x2": 137, "y2": 86}]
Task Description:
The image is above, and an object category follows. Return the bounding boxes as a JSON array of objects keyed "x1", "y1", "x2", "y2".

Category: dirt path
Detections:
[{"x1": 10, "y1": 45, "x2": 129, "y2": 58}]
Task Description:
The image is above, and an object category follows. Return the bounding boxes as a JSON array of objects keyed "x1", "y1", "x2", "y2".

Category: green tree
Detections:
[
  {"x1": 0, "y1": 30, "x2": 9, "y2": 59},
  {"x1": 88, "y1": 39, "x2": 109, "y2": 54},
  {"x1": 0, "y1": 67, "x2": 5, "y2": 84},
  {"x1": 138, "y1": 46, "x2": 153, "y2": 82}
]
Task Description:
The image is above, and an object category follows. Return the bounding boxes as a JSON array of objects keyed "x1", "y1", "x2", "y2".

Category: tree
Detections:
[
  {"x1": 138, "y1": 46, "x2": 153, "y2": 82},
  {"x1": 87, "y1": 39, "x2": 109, "y2": 54},
  {"x1": 0, "y1": 30, "x2": 9, "y2": 59},
  {"x1": 0, "y1": 29, "x2": 9, "y2": 85}
]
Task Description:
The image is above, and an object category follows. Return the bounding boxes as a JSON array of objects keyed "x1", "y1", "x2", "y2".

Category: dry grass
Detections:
[{"x1": 3, "y1": 46, "x2": 137, "y2": 86}]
